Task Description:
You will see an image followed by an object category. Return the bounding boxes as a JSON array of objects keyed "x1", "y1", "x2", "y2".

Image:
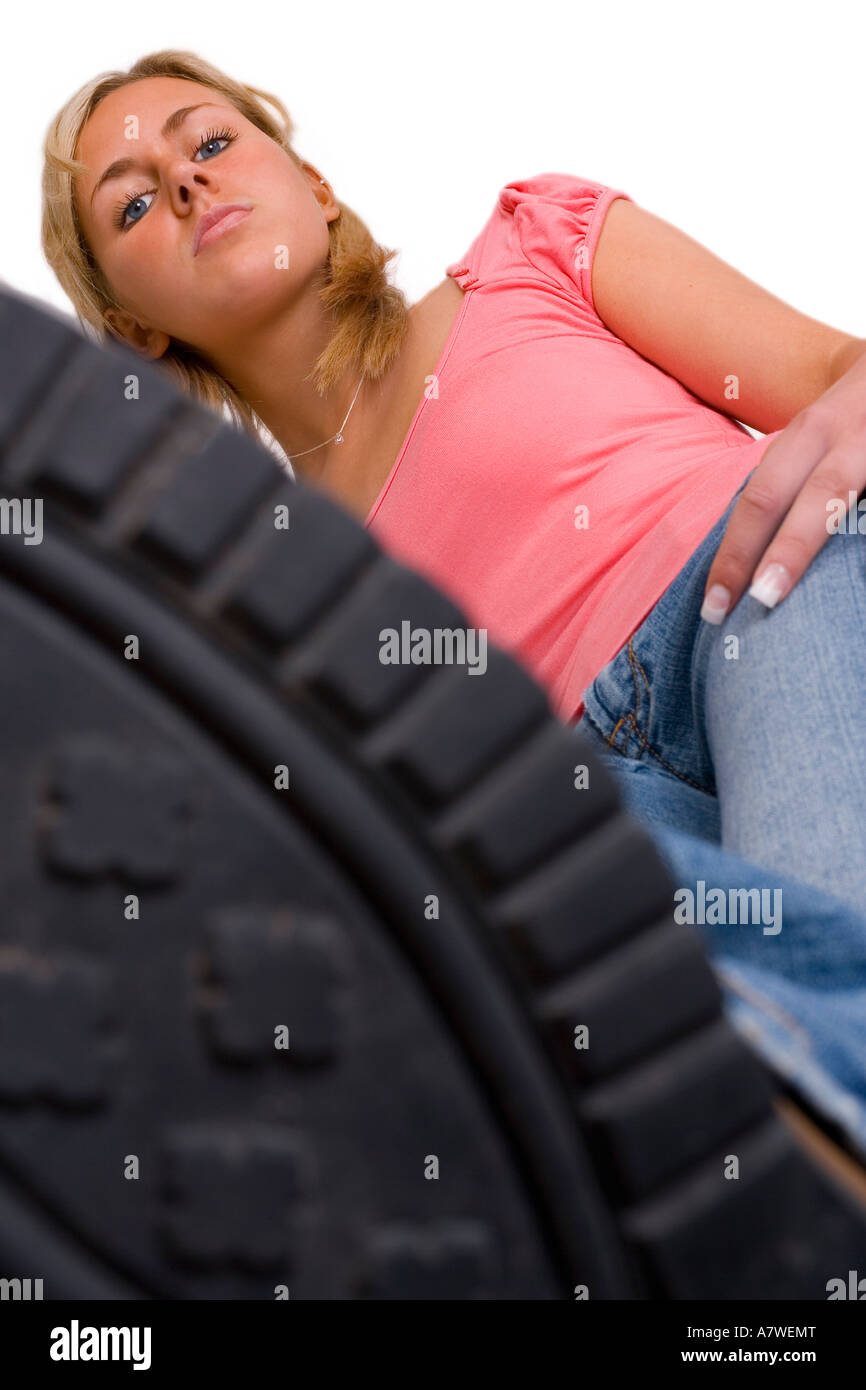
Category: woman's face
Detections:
[{"x1": 74, "y1": 75, "x2": 337, "y2": 359}]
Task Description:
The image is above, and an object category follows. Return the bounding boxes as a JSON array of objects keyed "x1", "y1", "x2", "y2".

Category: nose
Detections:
[{"x1": 165, "y1": 157, "x2": 218, "y2": 217}]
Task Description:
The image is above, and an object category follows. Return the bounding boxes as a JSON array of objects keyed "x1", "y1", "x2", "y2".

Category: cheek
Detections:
[
  {"x1": 243, "y1": 155, "x2": 312, "y2": 227},
  {"x1": 101, "y1": 201, "x2": 188, "y2": 275},
  {"x1": 244, "y1": 144, "x2": 298, "y2": 189},
  {"x1": 101, "y1": 237, "x2": 169, "y2": 306},
  {"x1": 95, "y1": 231, "x2": 190, "y2": 327}
]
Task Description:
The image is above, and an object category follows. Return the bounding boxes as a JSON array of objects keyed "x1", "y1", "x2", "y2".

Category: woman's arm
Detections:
[
  {"x1": 590, "y1": 193, "x2": 866, "y2": 624},
  {"x1": 590, "y1": 196, "x2": 862, "y2": 434},
  {"x1": 827, "y1": 333, "x2": 866, "y2": 386}
]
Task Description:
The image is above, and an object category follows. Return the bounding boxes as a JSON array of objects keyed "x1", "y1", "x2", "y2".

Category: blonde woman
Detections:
[{"x1": 42, "y1": 49, "x2": 866, "y2": 1169}]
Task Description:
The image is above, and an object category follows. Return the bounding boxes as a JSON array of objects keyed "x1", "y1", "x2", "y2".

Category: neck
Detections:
[{"x1": 201, "y1": 280, "x2": 417, "y2": 485}]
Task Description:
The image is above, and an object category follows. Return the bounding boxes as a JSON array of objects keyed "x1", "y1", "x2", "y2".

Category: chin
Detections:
[
  {"x1": 218, "y1": 265, "x2": 298, "y2": 321},
  {"x1": 214, "y1": 243, "x2": 279, "y2": 289}
]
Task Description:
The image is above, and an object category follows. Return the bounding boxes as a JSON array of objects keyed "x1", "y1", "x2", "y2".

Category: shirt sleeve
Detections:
[{"x1": 499, "y1": 172, "x2": 634, "y2": 319}]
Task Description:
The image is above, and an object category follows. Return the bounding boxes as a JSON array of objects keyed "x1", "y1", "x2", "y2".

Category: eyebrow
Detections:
[{"x1": 89, "y1": 103, "x2": 223, "y2": 208}]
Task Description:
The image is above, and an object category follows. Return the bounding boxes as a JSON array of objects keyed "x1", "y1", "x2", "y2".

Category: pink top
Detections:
[{"x1": 364, "y1": 172, "x2": 783, "y2": 724}]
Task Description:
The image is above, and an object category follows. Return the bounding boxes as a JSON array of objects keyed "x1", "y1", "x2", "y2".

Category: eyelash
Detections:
[{"x1": 112, "y1": 127, "x2": 239, "y2": 230}]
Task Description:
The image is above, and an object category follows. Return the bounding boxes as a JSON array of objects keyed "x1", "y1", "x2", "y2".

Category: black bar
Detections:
[{"x1": 0, "y1": 1298, "x2": 861, "y2": 1375}]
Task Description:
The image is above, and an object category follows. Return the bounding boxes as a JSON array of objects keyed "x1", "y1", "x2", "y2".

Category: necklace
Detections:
[{"x1": 287, "y1": 375, "x2": 366, "y2": 463}]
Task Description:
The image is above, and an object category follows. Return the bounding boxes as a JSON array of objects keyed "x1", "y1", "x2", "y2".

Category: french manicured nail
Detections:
[
  {"x1": 748, "y1": 563, "x2": 789, "y2": 608},
  {"x1": 699, "y1": 583, "x2": 731, "y2": 625}
]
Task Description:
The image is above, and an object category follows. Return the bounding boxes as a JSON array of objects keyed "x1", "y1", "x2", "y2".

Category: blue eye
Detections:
[
  {"x1": 120, "y1": 192, "x2": 154, "y2": 227},
  {"x1": 113, "y1": 126, "x2": 239, "y2": 230},
  {"x1": 195, "y1": 135, "x2": 231, "y2": 160}
]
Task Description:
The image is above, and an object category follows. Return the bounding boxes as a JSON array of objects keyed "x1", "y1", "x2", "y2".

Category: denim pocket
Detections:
[
  {"x1": 582, "y1": 630, "x2": 715, "y2": 794},
  {"x1": 579, "y1": 474, "x2": 756, "y2": 795}
]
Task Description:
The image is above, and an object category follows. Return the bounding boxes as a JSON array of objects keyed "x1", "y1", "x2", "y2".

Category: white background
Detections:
[{"x1": 4, "y1": 0, "x2": 865, "y2": 356}]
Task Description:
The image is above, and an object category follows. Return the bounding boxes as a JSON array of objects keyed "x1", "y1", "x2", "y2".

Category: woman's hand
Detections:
[{"x1": 700, "y1": 349, "x2": 866, "y2": 623}]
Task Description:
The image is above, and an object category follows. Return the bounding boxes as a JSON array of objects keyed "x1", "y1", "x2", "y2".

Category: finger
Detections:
[
  {"x1": 700, "y1": 418, "x2": 822, "y2": 624},
  {"x1": 746, "y1": 445, "x2": 864, "y2": 609}
]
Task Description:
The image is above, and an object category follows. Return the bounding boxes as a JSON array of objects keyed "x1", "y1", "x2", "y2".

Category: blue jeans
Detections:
[{"x1": 574, "y1": 472, "x2": 866, "y2": 1160}]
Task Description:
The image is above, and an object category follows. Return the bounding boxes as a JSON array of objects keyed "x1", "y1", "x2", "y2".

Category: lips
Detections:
[{"x1": 193, "y1": 203, "x2": 253, "y2": 256}]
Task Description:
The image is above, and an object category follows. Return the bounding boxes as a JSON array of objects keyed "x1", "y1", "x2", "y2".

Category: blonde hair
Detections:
[{"x1": 41, "y1": 48, "x2": 411, "y2": 440}]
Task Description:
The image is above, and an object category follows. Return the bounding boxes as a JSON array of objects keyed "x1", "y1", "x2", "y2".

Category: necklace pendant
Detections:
[{"x1": 335, "y1": 433, "x2": 343, "y2": 444}]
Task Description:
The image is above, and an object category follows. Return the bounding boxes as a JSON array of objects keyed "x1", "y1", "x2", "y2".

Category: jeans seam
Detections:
[
  {"x1": 613, "y1": 638, "x2": 709, "y2": 794},
  {"x1": 627, "y1": 638, "x2": 649, "y2": 721}
]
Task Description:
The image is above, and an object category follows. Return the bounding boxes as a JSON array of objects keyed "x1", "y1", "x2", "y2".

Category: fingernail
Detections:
[
  {"x1": 700, "y1": 583, "x2": 731, "y2": 625},
  {"x1": 748, "y1": 562, "x2": 789, "y2": 608}
]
